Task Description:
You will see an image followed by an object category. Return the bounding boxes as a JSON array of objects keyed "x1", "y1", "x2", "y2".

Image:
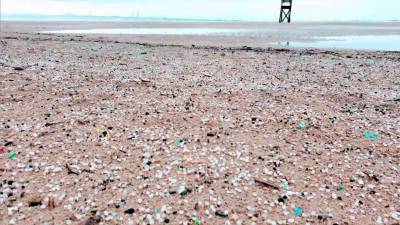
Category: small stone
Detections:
[
  {"x1": 331, "y1": 192, "x2": 337, "y2": 199},
  {"x1": 215, "y1": 210, "x2": 229, "y2": 217},
  {"x1": 0, "y1": 146, "x2": 7, "y2": 153},
  {"x1": 232, "y1": 214, "x2": 239, "y2": 221},
  {"x1": 28, "y1": 194, "x2": 43, "y2": 207},
  {"x1": 376, "y1": 217, "x2": 383, "y2": 224},
  {"x1": 390, "y1": 211, "x2": 400, "y2": 220},
  {"x1": 83, "y1": 215, "x2": 102, "y2": 225},
  {"x1": 178, "y1": 186, "x2": 192, "y2": 196},
  {"x1": 194, "y1": 202, "x2": 203, "y2": 211}
]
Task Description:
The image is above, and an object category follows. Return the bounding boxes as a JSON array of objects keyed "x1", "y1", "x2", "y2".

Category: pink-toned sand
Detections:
[{"x1": 0, "y1": 22, "x2": 399, "y2": 225}]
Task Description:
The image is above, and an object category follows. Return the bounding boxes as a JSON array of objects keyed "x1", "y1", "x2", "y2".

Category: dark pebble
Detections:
[
  {"x1": 204, "y1": 178, "x2": 213, "y2": 184},
  {"x1": 278, "y1": 196, "x2": 287, "y2": 203},
  {"x1": 180, "y1": 187, "x2": 192, "y2": 196},
  {"x1": 28, "y1": 200, "x2": 42, "y2": 207},
  {"x1": 207, "y1": 133, "x2": 215, "y2": 137},
  {"x1": 13, "y1": 66, "x2": 24, "y2": 71},
  {"x1": 124, "y1": 208, "x2": 135, "y2": 214},
  {"x1": 84, "y1": 216, "x2": 102, "y2": 225}
]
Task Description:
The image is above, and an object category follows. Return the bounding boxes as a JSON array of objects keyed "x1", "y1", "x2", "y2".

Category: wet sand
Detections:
[
  {"x1": 2, "y1": 21, "x2": 400, "y2": 48},
  {"x1": 0, "y1": 21, "x2": 400, "y2": 225}
]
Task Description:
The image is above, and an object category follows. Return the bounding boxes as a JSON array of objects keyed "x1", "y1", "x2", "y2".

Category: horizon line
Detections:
[{"x1": 1, "y1": 13, "x2": 399, "y2": 23}]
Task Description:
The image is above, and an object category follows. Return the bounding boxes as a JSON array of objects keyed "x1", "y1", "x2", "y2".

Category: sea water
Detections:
[
  {"x1": 276, "y1": 35, "x2": 400, "y2": 51},
  {"x1": 44, "y1": 28, "x2": 400, "y2": 51}
]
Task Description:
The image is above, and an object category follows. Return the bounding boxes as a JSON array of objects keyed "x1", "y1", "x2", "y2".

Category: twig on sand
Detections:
[
  {"x1": 139, "y1": 77, "x2": 151, "y2": 83},
  {"x1": 44, "y1": 121, "x2": 65, "y2": 127},
  {"x1": 254, "y1": 179, "x2": 280, "y2": 190},
  {"x1": 119, "y1": 149, "x2": 127, "y2": 153}
]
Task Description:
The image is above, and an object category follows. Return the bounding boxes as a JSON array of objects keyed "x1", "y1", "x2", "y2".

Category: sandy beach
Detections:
[{"x1": 0, "y1": 21, "x2": 400, "y2": 225}]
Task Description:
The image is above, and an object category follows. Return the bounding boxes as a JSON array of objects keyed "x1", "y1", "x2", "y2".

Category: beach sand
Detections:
[{"x1": 0, "y1": 21, "x2": 399, "y2": 225}]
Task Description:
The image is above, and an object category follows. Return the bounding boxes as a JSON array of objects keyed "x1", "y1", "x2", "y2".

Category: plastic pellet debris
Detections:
[
  {"x1": 7, "y1": 152, "x2": 17, "y2": 159},
  {"x1": 364, "y1": 131, "x2": 378, "y2": 139},
  {"x1": 281, "y1": 182, "x2": 289, "y2": 190},
  {"x1": 294, "y1": 207, "x2": 303, "y2": 216},
  {"x1": 176, "y1": 140, "x2": 185, "y2": 147},
  {"x1": 1, "y1": 26, "x2": 399, "y2": 225}
]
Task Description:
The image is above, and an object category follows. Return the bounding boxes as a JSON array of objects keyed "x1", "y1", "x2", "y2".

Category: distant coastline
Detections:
[
  {"x1": 1, "y1": 13, "x2": 234, "y2": 22},
  {"x1": 2, "y1": 13, "x2": 398, "y2": 23}
]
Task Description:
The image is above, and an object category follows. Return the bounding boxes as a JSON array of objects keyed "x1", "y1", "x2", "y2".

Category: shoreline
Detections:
[
  {"x1": 2, "y1": 31, "x2": 400, "y2": 55},
  {"x1": 2, "y1": 21, "x2": 400, "y2": 51}
]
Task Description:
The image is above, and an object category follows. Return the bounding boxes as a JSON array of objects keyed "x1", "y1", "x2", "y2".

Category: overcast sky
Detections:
[{"x1": 1, "y1": 0, "x2": 399, "y2": 21}]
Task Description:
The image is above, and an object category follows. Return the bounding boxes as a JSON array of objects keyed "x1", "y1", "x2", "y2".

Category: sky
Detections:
[{"x1": 1, "y1": 0, "x2": 399, "y2": 22}]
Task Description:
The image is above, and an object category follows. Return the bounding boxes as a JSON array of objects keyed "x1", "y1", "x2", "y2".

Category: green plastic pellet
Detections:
[
  {"x1": 299, "y1": 124, "x2": 306, "y2": 129},
  {"x1": 8, "y1": 152, "x2": 17, "y2": 159},
  {"x1": 364, "y1": 131, "x2": 378, "y2": 139},
  {"x1": 176, "y1": 140, "x2": 185, "y2": 146},
  {"x1": 282, "y1": 182, "x2": 289, "y2": 190},
  {"x1": 338, "y1": 184, "x2": 345, "y2": 191},
  {"x1": 194, "y1": 220, "x2": 201, "y2": 225}
]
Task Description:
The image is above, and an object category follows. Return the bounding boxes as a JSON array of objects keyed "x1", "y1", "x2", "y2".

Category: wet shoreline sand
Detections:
[
  {"x1": 1, "y1": 21, "x2": 400, "y2": 225},
  {"x1": 2, "y1": 20, "x2": 400, "y2": 49}
]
